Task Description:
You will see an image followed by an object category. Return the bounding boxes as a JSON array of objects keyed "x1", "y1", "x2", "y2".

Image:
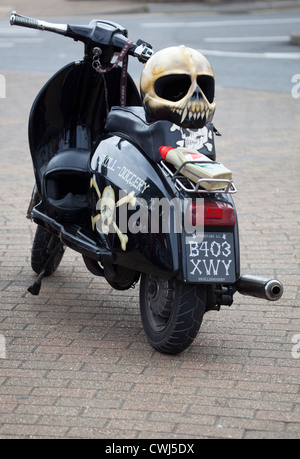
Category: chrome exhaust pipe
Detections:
[{"x1": 236, "y1": 275, "x2": 283, "y2": 301}]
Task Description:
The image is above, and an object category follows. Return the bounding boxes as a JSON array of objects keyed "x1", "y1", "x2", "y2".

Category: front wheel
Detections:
[
  {"x1": 31, "y1": 225, "x2": 65, "y2": 276},
  {"x1": 139, "y1": 274, "x2": 207, "y2": 354}
]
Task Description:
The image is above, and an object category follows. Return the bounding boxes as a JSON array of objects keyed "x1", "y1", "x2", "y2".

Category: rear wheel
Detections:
[
  {"x1": 31, "y1": 226, "x2": 65, "y2": 276},
  {"x1": 139, "y1": 274, "x2": 207, "y2": 354}
]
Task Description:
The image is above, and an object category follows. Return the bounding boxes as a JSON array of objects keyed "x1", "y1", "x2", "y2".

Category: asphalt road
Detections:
[{"x1": 1, "y1": 9, "x2": 300, "y2": 93}]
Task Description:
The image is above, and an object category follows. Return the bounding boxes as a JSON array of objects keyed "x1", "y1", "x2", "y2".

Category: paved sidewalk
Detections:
[
  {"x1": 1, "y1": 72, "x2": 300, "y2": 439},
  {"x1": 0, "y1": 0, "x2": 300, "y2": 441},
  {"x1": 0, "y1": 0, "x2": 146, "y2": 19},
  {"x1": 1, "y1": 0, "x2": 300, "y2": 19}
]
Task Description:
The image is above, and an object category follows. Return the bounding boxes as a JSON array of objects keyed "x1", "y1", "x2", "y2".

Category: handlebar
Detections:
[
  {"x1": 10, "y1": 11, "x2": 154, "y2": 63},
  {"x1": 10, "y1": 11, "x2": 68, "y2": 35}
]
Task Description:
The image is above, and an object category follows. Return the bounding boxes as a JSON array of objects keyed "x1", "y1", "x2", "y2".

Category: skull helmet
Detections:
[{"x1": 140, "y1": 45, "x2": 216, "y2": 129}]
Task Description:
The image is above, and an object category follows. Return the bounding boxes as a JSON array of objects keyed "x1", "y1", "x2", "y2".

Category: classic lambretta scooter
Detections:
[{"x1": 10, "y1": 12, "x2": 283, "y2": 354}]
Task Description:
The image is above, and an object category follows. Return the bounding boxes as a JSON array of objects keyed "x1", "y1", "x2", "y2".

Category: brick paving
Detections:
[{"x1": 1, "y1": 2, "x2": 300, "y2": 441}]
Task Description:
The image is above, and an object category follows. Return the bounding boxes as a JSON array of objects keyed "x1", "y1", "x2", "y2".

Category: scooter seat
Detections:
[{"x1": 105, "y1": 106, "x2": 216, "y2": 162}]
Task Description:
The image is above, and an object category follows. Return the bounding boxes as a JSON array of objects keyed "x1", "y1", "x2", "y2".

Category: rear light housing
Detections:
[{"x1": 188, "y1": 200, "x2": 236, "y2": 227}]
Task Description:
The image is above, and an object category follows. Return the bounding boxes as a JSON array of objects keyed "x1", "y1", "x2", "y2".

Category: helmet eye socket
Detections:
[
  {"x1": 155, "y1": 74, "x2": 191, "y2": 102},
  {"x1": 197, "y1": 75, "x2": 215, "y2": 104}
]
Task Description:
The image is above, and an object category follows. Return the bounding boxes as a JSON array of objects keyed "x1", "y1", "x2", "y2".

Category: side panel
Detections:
[{"x1": 90, "y1": 136, "x2": 181, "y2": 278}]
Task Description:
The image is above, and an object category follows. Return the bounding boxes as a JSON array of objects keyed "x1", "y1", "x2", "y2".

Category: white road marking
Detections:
[
  {"x1": 141, "y1": 17, "x2": 300, "y2": 28},
  {"x1": 0, "y1": 27, "x2": 40, "y2": 35},
  {"x1": 197, "y1": 48, "x2": 300, "y2": 59},
  {"x1": 204, "y1": 36, "x2": 290, "y2": 43},
  {"x1": 0, "y1": 22, "x2": 44, "y2": 49},
  {"x1": 0, "y1": 38, "x2": 44, "y2": 48},
  {"x1": 0, "y1": 42, "x2": 14, "y2": 48}
]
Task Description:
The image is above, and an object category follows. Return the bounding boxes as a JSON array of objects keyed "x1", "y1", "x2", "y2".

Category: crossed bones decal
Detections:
[{"x1": 90, "y1": 174, "x2": 136, "y2": 251}]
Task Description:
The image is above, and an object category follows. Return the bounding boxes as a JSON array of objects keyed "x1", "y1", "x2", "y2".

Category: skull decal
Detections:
[
  {"x1": 90, "y1": 175, "x2": 137, "y2": 251},
  {"x1": 140, "y1": 46, "x2": 216, "y2": 129}
]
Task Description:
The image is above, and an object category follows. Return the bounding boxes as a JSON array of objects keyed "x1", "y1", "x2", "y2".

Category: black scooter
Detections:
[{"x1": 10, "y1": 12, "x2": 283, "y2": 354}]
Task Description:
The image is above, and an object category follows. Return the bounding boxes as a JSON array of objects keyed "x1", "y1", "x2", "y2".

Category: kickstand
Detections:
[{"x1": 27, "y1": 242, "x2": 62, "y2": 296}]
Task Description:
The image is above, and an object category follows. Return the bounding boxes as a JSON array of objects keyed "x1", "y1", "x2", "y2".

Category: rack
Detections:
[{"x1": 160, "y1": 160, "x2": 237, "y2": 194}]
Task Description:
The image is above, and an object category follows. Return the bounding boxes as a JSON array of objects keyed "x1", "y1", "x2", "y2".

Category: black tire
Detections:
[
  {"x1": 139, "y1": 273, "x2": 207, "y2": 354},
  {"x1": 31, "y1": 226, "x2": 65, "y2": 276}
]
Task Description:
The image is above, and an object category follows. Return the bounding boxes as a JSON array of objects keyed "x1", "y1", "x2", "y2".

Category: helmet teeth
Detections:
[
  {"x1": 181, "y1": 107, "x2": 188, "y2": 124},
  {"x1": 177, "y1": 103, "x2": 209, "y2": 125}
]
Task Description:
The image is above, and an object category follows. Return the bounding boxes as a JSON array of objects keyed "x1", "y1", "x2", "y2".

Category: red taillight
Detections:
[
  {"x1": 205, "y1": 206, "x2": 223, "y2": 220},
  {"x1": 189, "y1": 200, "x2": 236, "y2": 227}
]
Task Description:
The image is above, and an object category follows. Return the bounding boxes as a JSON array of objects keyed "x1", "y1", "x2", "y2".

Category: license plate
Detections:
[{"x1": 186, "y1": 232, "x2": 236, "y2": 283}]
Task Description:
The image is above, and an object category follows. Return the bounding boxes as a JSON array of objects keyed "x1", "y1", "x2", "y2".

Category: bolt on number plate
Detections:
[{"x1": 187, "y1": 232, "x2": 236, "y2": 283}]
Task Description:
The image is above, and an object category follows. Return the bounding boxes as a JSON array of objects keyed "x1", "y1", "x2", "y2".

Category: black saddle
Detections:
[{"x1": 104, "y1": 106, "x2": 216, "y2": 162}]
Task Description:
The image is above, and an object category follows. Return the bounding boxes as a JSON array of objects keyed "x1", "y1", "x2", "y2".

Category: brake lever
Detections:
[{"x1": 134, "y1": 43, "x2": 154, "y2": 63}]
